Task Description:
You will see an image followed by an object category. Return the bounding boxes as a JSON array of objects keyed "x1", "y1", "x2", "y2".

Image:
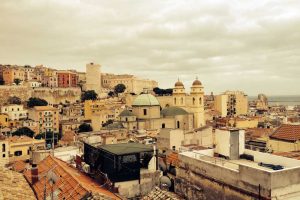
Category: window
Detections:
[
  {"x1": 143, "y1": 109, "x2": 147, "y2": 115},
  {"x1": 177, "y1": 121, "x2": 180, "y2": 129},
  {"x1": 162, "y1": 123, "x2": 165, "y2": 128},
  {"x1": 174, "y1": 98, "x2": 176, "y2": 105},
  {"x1": 2, "y1": 144, "x2": 5, "y2": 152},
  {"x1": 125, "y1": 117, "x2": 128, "y2": 122},
  {"x1": 14, "y1": 151, "x2": 22, "y2": 156},
  {"x1": 193, "y1": 97, "x2": 195, "y2": 105},
  {"x1": 181, "y1": 97, "x2": 183, "y2": 104}
]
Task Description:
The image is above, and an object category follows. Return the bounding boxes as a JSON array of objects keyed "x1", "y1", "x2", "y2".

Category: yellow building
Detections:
[
  {"x1": 0, "y1": 137, "x2": 9, "y2": 166},
  {"x1": 214, "y1": 91, "x2": 248, "y2": 117},
  {"x1": 228, "y1": 117, "x2": 259, "y2": 129},
  {"x1": 0, "y1": 114, "x2": 9, "y2": 127},
  {"x1": 6, "y1": 135, "x2": 45, "y2": 163},
  {"x1": 156, "y1": 79, "x2": 205, "y2": 128},
  {"x1": 28, "y1": 106, "x2": 59, "y2": 134},
  {"x1": 2, "y1": 66, "x2": 25, "y2": 85},
  {"x1": 268, "y1": 124, "x2": 300, "y2": 152},
  {"x1": 119, "y1": 93, "x2": 194, "y2": 131}
]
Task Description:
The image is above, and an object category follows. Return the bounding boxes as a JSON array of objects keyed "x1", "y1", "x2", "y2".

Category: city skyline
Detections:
[{"x1": 1, "y1": 0, "x2": 300, "y2": 95}]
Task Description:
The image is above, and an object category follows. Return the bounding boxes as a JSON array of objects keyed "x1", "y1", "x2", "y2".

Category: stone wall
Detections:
[{"x1": 0, "y1": 86, "x2": 31, "y2": 105}]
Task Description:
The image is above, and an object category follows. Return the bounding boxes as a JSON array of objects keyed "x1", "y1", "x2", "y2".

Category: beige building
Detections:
[
  {"x1": 28, "y1": 106, "x2": 59, "y2": 134},
  {"x1": 86, "y1": 62, "x2": 101, "y2": 94},
  {"x1": 214, "y1": 90, "x2": 248, "y2": 117},
  {"x1": 118, "y1": 93, "x2": 194, "y2": 131},
  {"x1": 1, "y1": 104, "x2": 28, "y2": 121},
  {"x1": 0, "y1": 137, "x2": 9, "y2": 166},
  {"x1": 268, "y1": 124, "x2": 300, "y2": 152},
  {"x1": 102, "y1": 73, "x2": 158, "y2": 94},
  {"x1": 6, "y1": 136, "x2": 45, "y2": 163},
  {"x1": 154, "y1": 79, "x2": 205, "y2": 128}
]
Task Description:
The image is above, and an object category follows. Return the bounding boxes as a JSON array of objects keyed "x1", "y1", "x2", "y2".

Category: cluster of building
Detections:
[{"x1": 1, "y1": 62, "x2": 300, "y2": 199}]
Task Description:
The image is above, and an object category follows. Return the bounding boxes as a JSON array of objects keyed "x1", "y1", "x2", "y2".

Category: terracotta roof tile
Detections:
[
  {"x1": 270, "y1": 124, "x2": 300, "y2": 142},
  {"x1": 24, "y1": 155, "x2": 120, "y2": 200}
]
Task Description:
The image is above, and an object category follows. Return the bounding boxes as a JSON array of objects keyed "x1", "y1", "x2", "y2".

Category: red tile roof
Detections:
[
  {"x1": 270, "y1": 124, "x2": 300, "y2": 142},
  {"x1": 12, "y1": 160, "x2": 27, "y2": 172},
  {"x1": 273, "y1": 151, "x2": 300, "y2": 160},
  {"x1": 24, "y1": 155, "x2": 120, "y2": 200}
]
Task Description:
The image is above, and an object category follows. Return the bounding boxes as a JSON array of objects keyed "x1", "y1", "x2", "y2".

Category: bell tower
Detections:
[
  {"x1": 190, "y1": 77, "x2": 205, "y2": 128},
  {"x1": 173, "y1": 79, "x2": 186, "y2": 108}
]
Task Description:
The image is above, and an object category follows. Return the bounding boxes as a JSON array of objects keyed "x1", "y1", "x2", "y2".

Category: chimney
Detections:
[{"x1": 31, "y1": 164, "x2": 38, "y2": 185}]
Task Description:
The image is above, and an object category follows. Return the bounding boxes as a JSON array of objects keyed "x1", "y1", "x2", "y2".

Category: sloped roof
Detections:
[
  {"x1": 0, "y1": 168, "x2": 36, "y2": 200},
  {"x1": 24, "y1": 155, "x2": 120, "y2": 200},
  {"x1": 161, "y1": 106, "x2": 188, "y2": 117},
  {"x1": 270, "y1": 124, "x2": 300, "y2": 142},
  {"x1": 132, "y1": 94, "x2": 160, "y2": 106},
  {"x1": 119, "y1": 110, "x2": 135, "y2": 117}
]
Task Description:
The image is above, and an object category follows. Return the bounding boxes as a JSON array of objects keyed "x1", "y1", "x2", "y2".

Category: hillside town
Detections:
[{"x1": 0, "y1": 63, "x2": 299, "y2": 199}]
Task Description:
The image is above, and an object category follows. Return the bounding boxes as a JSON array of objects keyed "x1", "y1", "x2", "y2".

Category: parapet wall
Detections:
[{"x1": 176, "y1": 154, "x2": 272, "y2": 200}]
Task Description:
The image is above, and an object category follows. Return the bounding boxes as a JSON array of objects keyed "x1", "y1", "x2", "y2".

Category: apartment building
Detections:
[
  {"x1": 28, "y1": 106, "x2": 59, "y2": 134},
  {"x1": 1, "y1": 104, "x2": 28, "y2": 121}
]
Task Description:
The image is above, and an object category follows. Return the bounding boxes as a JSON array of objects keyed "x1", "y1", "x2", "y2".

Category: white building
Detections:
[{"x1": 1, "y1": 104, "x2": 28, "y2": 121}]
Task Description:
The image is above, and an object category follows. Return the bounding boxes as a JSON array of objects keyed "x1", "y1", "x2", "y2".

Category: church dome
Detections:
[
  {"x1": 132, "y1": 94, "x2": 160, "y2": 106},
  {"x1": 192, "y1": 79, "x2": 202, "y2": 86},
  {"x1": 175, "y1": 81, "x2": 184, "y2": 87},
  {"x1": 161, "y1": 106, "x2": 189, "y2": 117},
  {"x1": 119, "y1": 110, "x2": 135, "y2": 117}
]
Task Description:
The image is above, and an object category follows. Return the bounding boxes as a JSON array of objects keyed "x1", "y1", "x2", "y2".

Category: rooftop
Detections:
[
  {"x1": 161, "y1": 106, "x2": 189, "y2": 117},
  {"x1": 270, "y1": 124, "x2": 300, "y2": 142},
  {"x1": 33, "y1": 106, "x2": 58, "y2": 111},
  {"x1": 100, "y1": 143, "x2": 153, "y2": 155},
  {"x1": 132, "y1": 94, "x2": 160, "y2": 106},
  {"x1": 24, "y1": 155, "x2": 120, "y2": 200},
  {"x1": 0, "y1": 167, "x2": 35, "y2": 200}
]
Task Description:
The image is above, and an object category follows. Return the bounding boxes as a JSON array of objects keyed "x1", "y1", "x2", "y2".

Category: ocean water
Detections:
[{"x1": 248, "y1": 95, "x2": 300, "y2": 106}]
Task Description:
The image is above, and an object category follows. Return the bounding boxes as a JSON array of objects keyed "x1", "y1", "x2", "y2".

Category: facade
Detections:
[
  {"x1": 1, "y1": 66, "x2": 25, "y2": 85},
  {"x1": 0, "y1": 138, "x2": 9, "y2": 166},
  {"x1": 214, "y1": 90, "x2": 248, "y2": 117},
  {"x1": 0, "y1": 113, "x2": 9, "y2": 127},
  {"x1": 86, "y1": 63, "x2": 101, "y2": 94},
  {"x1": 28, "y1": 106, "x2": 59, "y2": 134},
  {"x1": 121, "y1": 93, "x2": 194, "y2": 131},
  {"x1": 6, "y1": 136, "x2": 45, "y2": 163},
  {"x1": 102, "y1": 73, "x2": 158, "y2": 94},
  {"x1": 268, "y1": 124, "x2": 300, "y2": 152},
  {"x1": 1, "y1": 104, "x2": 28, "y2": 121},
  {"x1": 57, "y1": 71, "x2": 78, "y2": 87}
]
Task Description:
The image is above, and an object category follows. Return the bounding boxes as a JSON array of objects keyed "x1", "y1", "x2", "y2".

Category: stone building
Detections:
[{"x1": 86, "y1": 62, "x2": 102, "y2": 94}]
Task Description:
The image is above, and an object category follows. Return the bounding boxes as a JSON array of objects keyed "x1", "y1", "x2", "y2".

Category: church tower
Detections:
[
  {"x1": 190, "y1": 78, "x2": 205, "y2": 128},
  {"x1": 173, "y1": 79, "x2": 186, "y2": 108}
]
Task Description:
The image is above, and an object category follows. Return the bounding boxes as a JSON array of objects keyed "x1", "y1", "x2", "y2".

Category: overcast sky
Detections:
[{"x1": 0, "y1": 0, "x2": 299, "y2": 96}]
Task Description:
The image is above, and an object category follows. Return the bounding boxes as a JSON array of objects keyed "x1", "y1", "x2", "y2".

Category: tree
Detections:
[
  {"x1": 8, "y1": 96, "x2": 22, "y2": 104},
  {"x1": 35, "y1": 131, "x2": 62, "y2": 148},
  {"x1": 114, "y1": 84, "x2": 126, "y2": 94},
  {"x1": 153, "y1": 87, "x2": 173, "y2": 96},
  {"x1": 102, "y1": 119, "x2": 114, "y2": 127},
  {"x1": 81, "y1": 90, "x2": 98, "y2": 101},
  {"x1": 27, "y1": 97, "x2": 48, "y2": 108},
  {"x1": 14, "y1": 78, "x2": 21, "y2": 85},
  {"x1": 108, "y1": 91, "x2": 115, "y2": 97},
  {"x1": 78, "y1": 123, "x2": 93, "y2": 133},
  {"x1": 12, "y1": 127, "x2": 35, "y2": 138}
]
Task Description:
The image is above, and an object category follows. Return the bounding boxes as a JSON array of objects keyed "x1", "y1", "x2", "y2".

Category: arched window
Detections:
[
  {"x1": 181, "y1": 97, "x2": 183, "y2": 104},
  {"x1": 177, "y1": 121, "x2": 180, "y2": 129},
  {"x1": 162, "y1": 123, "x2": 165, "y2": 128},
  {"x1": 174, "y1": 98, "x2": 176, "y2": 105},
  {"x1": 193, "y1": 97, "x2": 195, "y2": 105},
  {"x1": 199, "y1": 97, "x2": 202, "y2": 105}
]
